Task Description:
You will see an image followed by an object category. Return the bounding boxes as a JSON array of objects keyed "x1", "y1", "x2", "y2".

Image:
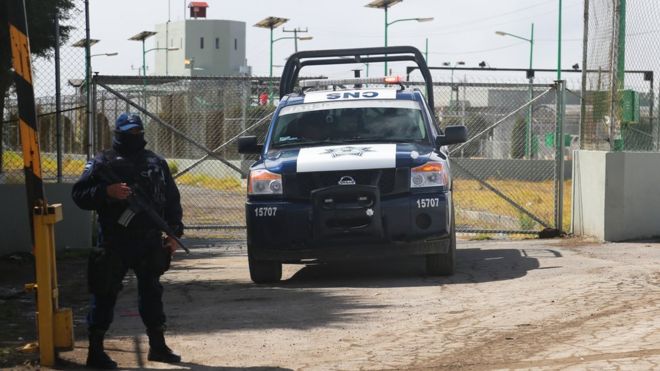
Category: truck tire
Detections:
[
  {"x1": 426, "y1": 206, "x2": 456, "y2": 276},
  {"x1": 248, "y1": 253, "x2": 282, "y2": 284}
]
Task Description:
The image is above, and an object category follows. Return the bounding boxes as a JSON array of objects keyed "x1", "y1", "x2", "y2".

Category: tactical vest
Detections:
[{"x1": 102, "y1": 149, "x2": 168, "y2": 211}]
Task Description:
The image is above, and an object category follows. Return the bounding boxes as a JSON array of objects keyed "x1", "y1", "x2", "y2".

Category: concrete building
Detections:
[{"x1": 153, "y1": 4, "x2": 249, "y2": 76}]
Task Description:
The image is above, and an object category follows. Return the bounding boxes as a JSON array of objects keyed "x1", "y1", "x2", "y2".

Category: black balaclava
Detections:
[
  {"x1": 112, "y1": 113, "x2": 147, "y2": 155},
  {"x1": 112, "y1": 131, "x2": 147, "y2": 155}
]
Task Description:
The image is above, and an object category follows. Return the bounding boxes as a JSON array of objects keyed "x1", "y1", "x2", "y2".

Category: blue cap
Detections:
[{"x1": 115, "y1": 113, "x2": 143, "y2": 132}]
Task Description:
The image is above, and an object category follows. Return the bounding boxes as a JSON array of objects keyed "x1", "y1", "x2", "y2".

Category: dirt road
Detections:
[{"x1": 54, "y1": 238, "x2": 659, "y2": 370}]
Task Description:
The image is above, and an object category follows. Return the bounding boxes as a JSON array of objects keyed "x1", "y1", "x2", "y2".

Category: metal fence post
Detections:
[
  {"x1": 91, "y1": 74, "x2": 98, "y2": 154},
  {"x1": 84, "y1": 0, "x2": 92, "y2": 160},
  {"x1": 555, "y1": 80, "x2": 566, "y2": 232},
  {"x1": 579, "y1": 0, "x2": 589, "y2": 150},
  {"x1": 54, "y1": 17, "x2": 63, "y2": 183}
]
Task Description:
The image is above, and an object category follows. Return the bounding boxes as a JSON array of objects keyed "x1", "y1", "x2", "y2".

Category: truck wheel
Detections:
[
  {"x1": 426, "y1": 207, "x2": 456, "y2": 276},
  {"x1": 248, "y1": 254, "x2": 282, "y2": 284}
]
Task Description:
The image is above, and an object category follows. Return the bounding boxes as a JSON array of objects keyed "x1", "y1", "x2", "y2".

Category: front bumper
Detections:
[{"x1": 246, "y1": 185, "x2": 451, "y2": 262}]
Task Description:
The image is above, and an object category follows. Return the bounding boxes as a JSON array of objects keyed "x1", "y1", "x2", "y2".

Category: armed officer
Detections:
[{"x1": 72, "y1": 113, "x2": 183, "y2": 369}]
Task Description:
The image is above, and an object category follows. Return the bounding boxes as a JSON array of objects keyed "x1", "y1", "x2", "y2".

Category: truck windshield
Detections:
[{"x1": 271, "y1": 100, "x2": 428, "y2": 148}]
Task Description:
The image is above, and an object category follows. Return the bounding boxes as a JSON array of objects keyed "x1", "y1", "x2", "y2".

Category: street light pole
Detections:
[
  {"x1": 366, "y1": 1, "x2": 433, "y2": 76},
  {"x1": 254, "y1": 17, "x2": 289, "y2": 102},
  {"x1": 385, "y1": 17, "x2": 434, "y2": 75},
  {"x1": 496, "y1": 25, "x2": 535, "y2": 158},
  {"x1": 142, "y1": 47, "x2": 178, "y2": 75},
  {"x1": 129, "y1": 31, "x2": 158, "y2": 75},
  {"x1": 142, "y1": 39, "x2": 146, "y2": 77},
  {"x1": 384, "y1": 4, "x2": 388, "y2": 75},
  {"x1": 529, "y1": 23, "x2": 535, "y2": 159},
  {"x1": 529, "y1": 23, "x2": 535, "y2": 72},
  {"x1": 129, "y1": 31, "x2": 158, "y2": 109},
  {"x1": 557, "y1": 0, "x2": 562, "y2": 81},
  {"x1": 71, "y1": 36, "x2": 99, "y2": 159}
]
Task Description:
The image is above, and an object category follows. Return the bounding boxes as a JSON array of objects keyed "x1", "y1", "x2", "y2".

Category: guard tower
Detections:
[{"x1": 189, "y1": 1, "x2": 208, "y2": 19}]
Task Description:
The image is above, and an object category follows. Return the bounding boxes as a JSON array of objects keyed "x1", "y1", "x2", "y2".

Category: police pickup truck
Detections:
[{"x1": 238, "y1": 47, "x2": 467, "y2": 283}]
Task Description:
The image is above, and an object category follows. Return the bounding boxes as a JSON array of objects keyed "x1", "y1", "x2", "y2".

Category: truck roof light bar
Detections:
[{"x1": 299, "y1": 76, "x2": 403, "y2": 88}]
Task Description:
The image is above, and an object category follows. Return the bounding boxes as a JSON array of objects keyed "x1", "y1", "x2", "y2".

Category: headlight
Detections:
[
  {"x1": 248, "y1": 169, "x2": 283, "y2": 195},
  {"x1": 410, "y1": 161, "x2": 448, "y2": 188}
]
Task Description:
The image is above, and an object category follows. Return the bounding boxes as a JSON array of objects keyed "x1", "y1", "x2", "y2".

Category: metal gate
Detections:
[
  {"x1": 91, "y1": 75, "x2": 568, "y2": 235},
  {"x1": 91, "y1": 75, "x2": 276, "y2": 232},
  {"x1": 432, "y1": 80, "x2": 568, "y2": 234}
]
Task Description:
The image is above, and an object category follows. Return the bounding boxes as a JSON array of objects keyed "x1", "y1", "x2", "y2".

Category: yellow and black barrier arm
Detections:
[{"x1": 7, "y1": 0, "x2": 74, "y2": 366}]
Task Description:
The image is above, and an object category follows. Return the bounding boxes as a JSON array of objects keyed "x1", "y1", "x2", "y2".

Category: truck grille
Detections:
[{"x1": 284, "y1": 168, "x2": 409, "y2": 200}]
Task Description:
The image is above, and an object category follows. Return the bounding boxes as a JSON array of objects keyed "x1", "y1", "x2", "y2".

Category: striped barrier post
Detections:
[{"x1": 7, "y1": 0, "x2": 73, "y2": 366}]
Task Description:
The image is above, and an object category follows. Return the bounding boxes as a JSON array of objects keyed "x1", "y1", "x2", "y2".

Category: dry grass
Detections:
[
  {"x1": 454, "y1": 178, "x2": 572, "y2": 231},
  {"x1": 177, "y1": 173, "x2": 242, "y2": 191},
  {"x1": 2, "y1": 150, "x2": 571, "y2": 232},
  {"x1": 2, "y1": 151, "x2": 87, "y2": 177}
]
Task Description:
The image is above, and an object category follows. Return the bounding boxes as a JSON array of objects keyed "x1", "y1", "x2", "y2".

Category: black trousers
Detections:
[{"x1": 87, "y1": 233, "x2": 167, "y2": 332}]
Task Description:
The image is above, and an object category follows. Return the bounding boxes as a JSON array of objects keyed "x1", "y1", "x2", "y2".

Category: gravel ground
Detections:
[{"x1": 14, "y1": 237, "x2": 660, "y2": 370}]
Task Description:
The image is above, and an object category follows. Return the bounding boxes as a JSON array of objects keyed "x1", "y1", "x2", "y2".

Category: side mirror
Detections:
[
  {"x1": 237, "y1": 136, "x2": 263, "y2": 154},
  {"x1": 436, "y1": 125, "x2": 468, "y2": 147}
]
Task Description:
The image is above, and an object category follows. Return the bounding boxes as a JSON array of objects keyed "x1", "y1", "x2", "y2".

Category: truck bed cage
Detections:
[{"x1": 279, "y1": 46, "x2": 435, "y2": 109}]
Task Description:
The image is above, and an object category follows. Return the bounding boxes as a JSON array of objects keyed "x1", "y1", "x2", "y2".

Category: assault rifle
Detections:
[{"x1": 95, "y1": 163, "x2": 190, "y2": 254}]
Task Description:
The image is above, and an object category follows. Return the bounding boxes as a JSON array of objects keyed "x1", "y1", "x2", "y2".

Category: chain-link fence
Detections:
[
  {"x1": 423, "y1": 80, "x2": 569, "y2": 233},
  {"x1": 93, "y1": 75, "x2": 277, "y2": 230},
  {"x1": 91, "y1": 75, "x2": 569, "y2": 233},
  {"x1": 1, "y1": 0, "x2": 88, "y2": 183},
  {"x1": 0, "y1": 0, "x2": 573, "y2": 235},
  {"x1": 581, "y1": 0, "x2": 659, "y2": 151},
  {"x1": 5, "y1": 68, "x2": 571, "y2": 234}
]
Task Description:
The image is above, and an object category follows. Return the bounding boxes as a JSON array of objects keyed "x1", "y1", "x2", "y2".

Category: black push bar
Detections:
[{"x1": 279, "y1": 46, "x2": 435, "y2": 110}]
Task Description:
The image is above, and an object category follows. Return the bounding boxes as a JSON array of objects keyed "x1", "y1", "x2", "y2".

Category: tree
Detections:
[{"x1": 0, "y1": 0, "x2": 75, "y2": 172}]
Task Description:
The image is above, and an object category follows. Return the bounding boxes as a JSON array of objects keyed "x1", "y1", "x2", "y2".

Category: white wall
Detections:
[
  {"x1": 0, "y1": 184, "x2": 93, "y2": 254},
  {"x1": 155, "y1": 21, "x2": 187, "y2": 76},
  {"x1": 155, "y1": 19, "x2": 246, "y2": 77},
  {"x1": 573, "y1": 150, "x2": 660, "y2": 241}
]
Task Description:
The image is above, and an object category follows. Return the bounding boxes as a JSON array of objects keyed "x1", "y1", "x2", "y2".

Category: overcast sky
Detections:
[
  {"x1": 29, "y1": 0, "x2": 584, "y2": 96},
  {"x1": 83, "y1": 0, "x2": 584, "y2": 82}
]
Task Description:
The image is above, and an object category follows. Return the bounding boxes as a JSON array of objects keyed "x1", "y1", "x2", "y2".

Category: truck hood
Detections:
[{"x1": 261, "y1": 143, "x2": 435, "y2": 174}]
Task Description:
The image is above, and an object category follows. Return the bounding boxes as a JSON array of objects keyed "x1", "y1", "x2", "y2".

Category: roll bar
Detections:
[{"x1": 279, "y1": 46, "x2": 435, "y2": 109}]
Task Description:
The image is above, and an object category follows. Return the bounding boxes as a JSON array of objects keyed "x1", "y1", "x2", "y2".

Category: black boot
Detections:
[
  {"x1": 147, "y1": 327, "x2": 181, "y2": 363},
  {"x1": 86, "y1": 330, "x2": 117, "y2": 369}
]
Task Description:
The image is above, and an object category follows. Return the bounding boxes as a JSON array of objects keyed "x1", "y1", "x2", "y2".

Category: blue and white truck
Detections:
[{"x1": 238, "y1": 47, "x2": 467, "y2": 283}]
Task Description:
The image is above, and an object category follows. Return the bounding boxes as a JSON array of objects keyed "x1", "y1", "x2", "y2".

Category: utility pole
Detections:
[{"x1": 283, "y1": 27, "x2": 309, "y2": 52}]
